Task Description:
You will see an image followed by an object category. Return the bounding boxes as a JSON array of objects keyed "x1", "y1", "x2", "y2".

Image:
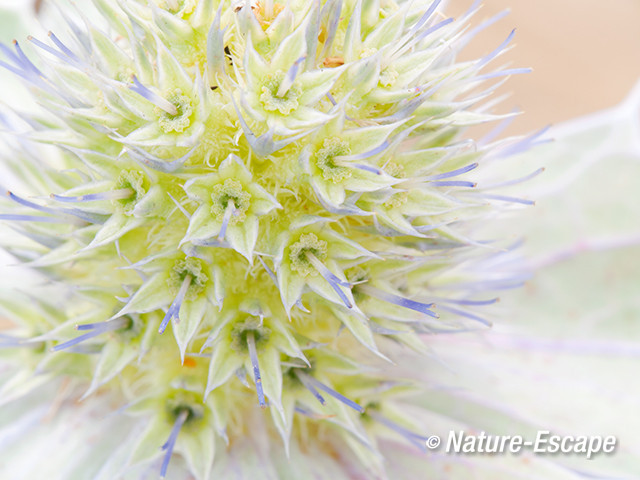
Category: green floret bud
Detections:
[
  {"x1": 385, "y1": 161, "x2": 405, "y2": 179},
  {"x1": 383, "y1": 191, "x2": 409, "y2": 208},
  {"x1": 114, "y1": 170, "x2": 147, "y2": 214},
  {"x1": 315, "y1": 137, "x2": 352, "y2": 183},
  {"x1": 259, "y1": 70, "x2": 302, "y2": 115},
  {"x1": 166, "y1": 391, "x2": 205, "y2": 424},
  {"x1": 379, "y1": 67, "x2": 399, "y2": 88},
  {"x1": 288, "y1": 233, "x2": 328, "y2": 277},
  {"x1": 230, "y1": 317, "x2": 271, "y2": 352},
  {"x1": 346, "y1": 265, "x2": 370, "y2": 284},
  {"x1": 156, "y1": 0, "x2": 196, "y2": 16},
  {"x1": 210, "y1": 179, "x2": 252, "y2": 223},
  {"x1": 157, "y1": 89, "x2": 193, "y2": 133},
  {"x1": 168, "y1": 257, "x2": 208, "y2": 300}
]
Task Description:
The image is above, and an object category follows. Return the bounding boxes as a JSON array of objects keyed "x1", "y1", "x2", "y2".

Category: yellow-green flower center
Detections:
[
  {"x1": 168, "y1": 257, "x2": 208, "y2": 300},
  {"x1": 230, "y1": 317, "x2": 271, "y2": 352},
  {"x1": 383, "y1": 191, "x2": 408, "y2": 208},
  {"x1": 315, "y1": 137, "x2": 352, "y2": 183},
  {"x1": 210, "y1": 179, "x2": 252, "y2": 223},
  {"x1": 157, "y1": 89, "x2": 193, "y2": 133},
  {"x1": 166, "y1": 391, "x2": 205, "y2": 424},
  {"x1": 379, "y1": 67, "x2": 399, "y2": 87},
  {"x1": 259, "y1": 70, "x2": 302, "y2": 115},
  {"x1": 289, "y1": 233, "x2": 328, "y2": 276},
  {"x1": 114, "y1": 170, "x2": 147, "y2": 215}
]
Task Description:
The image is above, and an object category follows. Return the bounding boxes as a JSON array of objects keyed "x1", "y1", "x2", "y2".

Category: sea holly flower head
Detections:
[{"x1": 0, "y1": 0, "x2": 542, "y2": 478}]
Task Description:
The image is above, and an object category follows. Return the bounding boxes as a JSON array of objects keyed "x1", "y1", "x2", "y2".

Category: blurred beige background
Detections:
[{"x1": 446, "y1": 0, "x2": 640, "y2": 134}]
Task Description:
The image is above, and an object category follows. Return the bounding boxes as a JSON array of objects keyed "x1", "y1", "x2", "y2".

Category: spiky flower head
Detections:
[{"x1": 0, "y1": 0, "x2": 539, "y2": 478}]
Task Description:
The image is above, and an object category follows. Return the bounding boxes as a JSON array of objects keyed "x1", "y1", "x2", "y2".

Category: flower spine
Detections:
[{"x1": 0, "y1": 0, "x2": 540, "y2": 478}]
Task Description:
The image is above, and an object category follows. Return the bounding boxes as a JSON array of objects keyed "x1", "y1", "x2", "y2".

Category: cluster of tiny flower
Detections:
[{"x1": 0, "y1": 0, "x2": 541, "y2": 478}]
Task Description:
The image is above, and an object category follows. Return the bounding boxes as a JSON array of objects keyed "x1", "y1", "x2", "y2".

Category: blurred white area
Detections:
[{"x1": 417, "y1": 79, "x2": 640, "y2": 478}]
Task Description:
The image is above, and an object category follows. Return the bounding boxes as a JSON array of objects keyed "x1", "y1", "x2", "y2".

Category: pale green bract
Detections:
[{"x1": 0, "y1": 0, "x2": 540, "y2": 478}]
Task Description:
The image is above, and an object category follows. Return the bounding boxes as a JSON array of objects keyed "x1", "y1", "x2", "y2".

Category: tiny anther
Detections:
[{"x1": 323, "y1": 57, "x2": 344, "y2": 68}]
